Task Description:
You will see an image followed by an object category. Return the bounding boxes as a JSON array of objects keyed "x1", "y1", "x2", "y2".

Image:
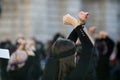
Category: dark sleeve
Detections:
[
  {"x1": 65, "y1": 25, "x2": 95, "y2": 80},
  {"x1": 67, "y1": 28, "x2": 78, "y2": 43},
  {"x1": 74, "y1": 25, "x2": 94, "y2": 47}
]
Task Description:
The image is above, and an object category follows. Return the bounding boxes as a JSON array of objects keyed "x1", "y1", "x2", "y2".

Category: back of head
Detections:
[
  {"x1": 51, "y1": 38, "x2": 76, "y2": 80},
  {"x1": 51, "y1": 38, "x2": 75, "y2": 58},
  {"x1": 7, "y1": 50, "x2": 28, "y2": 71},
  {"x1": 42, "y1": 38, "x2": 76, "y2": 80}
]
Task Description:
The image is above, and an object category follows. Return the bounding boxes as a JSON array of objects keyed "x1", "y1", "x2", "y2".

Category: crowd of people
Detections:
[{"x1": 0, "y1": 11, "x2": 120, "y2": 80}]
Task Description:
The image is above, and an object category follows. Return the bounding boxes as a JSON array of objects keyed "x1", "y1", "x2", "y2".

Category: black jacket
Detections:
[
  {"x1": 66, "y1": 25, "x2": 98, "y2": 80},
  {"x1": 95, "y1": 36, "x2": 115, "y2": 80},
  {"x1": 42, "y1": 25, "x2": 98, "y2": 80}
]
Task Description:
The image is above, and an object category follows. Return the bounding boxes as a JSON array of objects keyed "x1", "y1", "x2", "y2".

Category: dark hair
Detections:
[
  {"x1": 51, "y1": 38, "x2": 76, "y2": 80},
  {"x1": 51, "y1": 38, "x2": 75, "y2": 56}
]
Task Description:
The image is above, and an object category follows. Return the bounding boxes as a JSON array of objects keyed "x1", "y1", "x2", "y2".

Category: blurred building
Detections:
[{"x1": 0, "y1": 0, "x2": 120, "y2": 42}]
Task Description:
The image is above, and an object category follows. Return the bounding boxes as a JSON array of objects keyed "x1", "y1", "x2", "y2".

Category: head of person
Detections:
[{"x1": 51, "y1": 38, "x2": 76, "y2": 79}]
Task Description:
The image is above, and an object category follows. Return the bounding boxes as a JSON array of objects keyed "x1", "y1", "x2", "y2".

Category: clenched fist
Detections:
[
  {"x1": 63, "y1": 14, "x2": 79, "y2": 28},
  {"x1": 78, "y1": 11, "x2": 89, "y2": 24}
]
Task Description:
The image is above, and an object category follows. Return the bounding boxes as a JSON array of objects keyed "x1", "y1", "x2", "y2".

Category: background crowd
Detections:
[
  {"x1": 0, "y1": 30, "x2": 120, "y2": 80},
  {"x1": 0, "y1": 0, "x2": 120, "y2": 80}
]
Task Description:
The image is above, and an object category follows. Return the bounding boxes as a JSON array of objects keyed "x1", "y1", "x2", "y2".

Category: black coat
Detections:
[
  {"x1": 42, "y1": 25, "x2": 98, "y2": 80},
  {"x1": 0, "y1": 40, "x2": 13, "y2": 80},
  {"x1": 95, "y1": 37, "x2": 115, "y2": 80},
  {"x1": 42, "y1": 58, "x2": 59, "y2": 80},
  {"x1": 8, "y1": 56, "x2": 35, "y2": 80},
  {"x1": 65, "y1": 25, "x2": 98, "y2": 80}
]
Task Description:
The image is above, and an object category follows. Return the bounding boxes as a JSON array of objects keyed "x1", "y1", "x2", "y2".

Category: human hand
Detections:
[
  {"x1": 78, "y1": 11, "x2": 89, "y2": 24},
  {"x1": 63, "y1": 14, "x2": 79, "y2": 28}
]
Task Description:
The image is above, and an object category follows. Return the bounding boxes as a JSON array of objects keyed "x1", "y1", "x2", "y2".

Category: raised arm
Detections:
[
  {"x1": 75, "y1": 25, "x2": 94, "y2": 48},
  {"x1": 64, "y1": 11, "x2": 97, "y2": 80},
  {"x1": 63, "y1": 14, "x2": 84, "y2": 43},
  {"x1": 63, "y1": 12, "x2": 95, "y2": 45}
]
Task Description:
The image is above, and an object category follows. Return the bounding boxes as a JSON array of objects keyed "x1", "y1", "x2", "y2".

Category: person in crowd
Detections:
[
  {"x1": 45, "y1": 33, "x2": 65, "y2": 62},
  {"x1": 42, "y1": 13, "x2": 80, "y2": 80},
  {"x1": 110, "y1": 38, "x2": 120, "y2": 80},
  {"x1": 32, "y1": 37, "x2": 46, "y2": 60},
  {"x1": 0, "y1": 36, "x2": 13, "y2": 54},
  {"x1": 0, "y1": 36, "x2": 13, "y2": 80},
  {"x1": 7, "y1": 39, "x2": 35, "y2": 80},
  {"x1": 27, "y1": 38, "x2": 43, "y2": 80},
  {"x1": 42, "y1": 38, "x2": 76, "y2": 80},
  {"x1": 95, "y1": 31, "x2": 115, "y2": 80},
  {"x1": 63, "y1": 11, "x2": 98, "y2": 80},
  {"x1": 42, "y1": 11, "x2": 98, "y2": 80}
]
